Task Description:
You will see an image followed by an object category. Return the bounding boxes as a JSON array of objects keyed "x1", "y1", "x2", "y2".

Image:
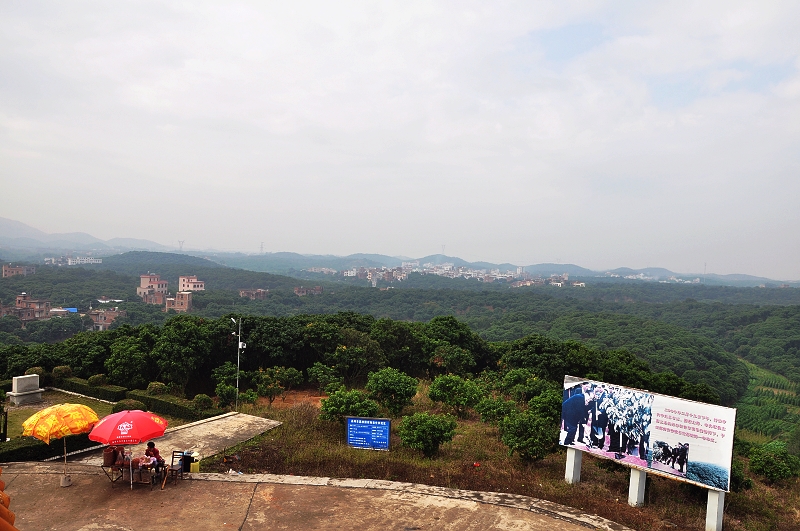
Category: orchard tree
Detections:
[
  {"x1": 365, "y1": 367, "x2": 418, "y2": 417},
  {"x1": 428, "y1": 374, "x2": 483, "y2": 418},
  {"x1": 320, "y1": 388, "x2": 379, "y2": 423},
  {"x1": 398, "y1": 412, "x2": 457, "y2": 457}
]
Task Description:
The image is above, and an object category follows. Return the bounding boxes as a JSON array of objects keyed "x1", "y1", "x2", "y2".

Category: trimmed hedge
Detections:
[
  {"x1": 0, "y1": 433, "x2": 98, "y2": 463},
  {"x1": 58, "y1": 377, "x2": 128, "y2": 402},
  {"x1": 126, "y1": 390, "x2": 224, "y2": 421}
]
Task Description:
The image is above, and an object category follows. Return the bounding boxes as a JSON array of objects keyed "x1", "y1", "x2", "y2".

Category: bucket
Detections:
[
  {"x1": 189, "y1": 461, "x2": 200, "y2": 473},
  {"x1": 102, "y1": 447, "x2": 116, "y2": 467}
]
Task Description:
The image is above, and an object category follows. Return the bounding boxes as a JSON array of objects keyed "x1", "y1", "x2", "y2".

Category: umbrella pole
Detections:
[{"x1": 64, "y1": 438, "x2": 68, "y2": 476}]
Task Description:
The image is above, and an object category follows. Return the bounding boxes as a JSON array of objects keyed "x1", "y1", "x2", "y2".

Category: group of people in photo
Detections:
[{"x1": 561, "y1": 381, "x2": 654, "y2": 462}]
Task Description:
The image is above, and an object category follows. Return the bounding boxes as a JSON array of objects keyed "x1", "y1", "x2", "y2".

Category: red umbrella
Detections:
[
  {"x1": 89, "y1": 410, "x2": 168, "y2": 445},
  {"x1": 89, "y1": 410, "x2": 168, "y2": 490}
]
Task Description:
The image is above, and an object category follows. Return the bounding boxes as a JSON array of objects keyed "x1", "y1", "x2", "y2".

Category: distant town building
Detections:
[
  {"x1": 67, "y1": 257, "x2": 102, "y2": 265},
  {"x1": 86, "y1": 307, "x2": 126, "y2": 331},
  {"x1": 294, "y1": 286, "x2": 323, "y2": 296},
  {"x1": 2, "y1": 264, "x2": 35, "y2": 278},
  {"x1": 165, "y1": 292, "x2": 192, "y2": 313},
  {"x1": 138, "y1": 274, "x2": 169, "y2": 304},
  {"x1": 178, "y1": 275, "x2": 205, "y2": 291},
  {"x1": 239, "y1": 288, "x2": 269, "y2": 300},
  {"x1": 0, "y1": 293, "x2": 52, "y2": 322}
]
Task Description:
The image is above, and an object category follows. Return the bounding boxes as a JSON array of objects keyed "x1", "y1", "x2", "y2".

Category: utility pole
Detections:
[{"x1": 230, "y1": 317, "x2": 245, "y2": 411}]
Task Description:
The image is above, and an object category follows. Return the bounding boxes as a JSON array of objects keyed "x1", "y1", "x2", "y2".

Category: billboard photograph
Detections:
[{"x1": 560, "y1": 376, "x2": 736, "y2": 491}]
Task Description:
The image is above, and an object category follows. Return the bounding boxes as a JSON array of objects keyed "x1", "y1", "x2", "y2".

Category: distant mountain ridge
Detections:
[
  {"x1": 0, "y1": 217, "x2": 793, "y2": 286},
  {"x1": 0, "y1": 216, "x2": 171, "y2": 252}
]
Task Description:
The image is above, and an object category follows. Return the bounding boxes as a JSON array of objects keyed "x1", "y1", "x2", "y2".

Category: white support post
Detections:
[
  {"x1": 564, "y1": 447, "x2": 582, "y2": 484},
  {"x1": 628, "y1": 469, "x2": 647, "y2": 507},
  {"x1": 706, "y1": 490, "x2": 725, "y2": 531}
]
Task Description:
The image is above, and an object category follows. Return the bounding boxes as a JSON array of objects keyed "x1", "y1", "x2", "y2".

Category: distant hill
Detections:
[
  {"x1": 524, "y1": 263, "x2": 596, "y2": 277},
  {"x1": 0, "y1": 217, "x2": 170, "y2": 253}
]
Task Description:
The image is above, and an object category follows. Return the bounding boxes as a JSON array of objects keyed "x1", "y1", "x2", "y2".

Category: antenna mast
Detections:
[{"x1": 178, "y1": 240, "x2": 184, "y2": 252}]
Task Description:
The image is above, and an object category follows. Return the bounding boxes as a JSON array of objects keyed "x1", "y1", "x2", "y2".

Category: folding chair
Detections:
[{"x1": 161, "y1": 451, "x2": 184, "y2": 489}]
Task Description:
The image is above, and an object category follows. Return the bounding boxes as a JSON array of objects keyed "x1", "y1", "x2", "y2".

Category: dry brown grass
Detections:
[{"x1": 206, "y1": 396, "x2": 800, "y2": 531}]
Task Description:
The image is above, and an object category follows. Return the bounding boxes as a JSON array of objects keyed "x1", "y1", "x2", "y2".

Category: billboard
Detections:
[
  {"x1": 560, "y1": 375, "x2": 736, "y2": 491},
  {"x1": 346, "y1": 417, "x2": 391, "y2": 451}
]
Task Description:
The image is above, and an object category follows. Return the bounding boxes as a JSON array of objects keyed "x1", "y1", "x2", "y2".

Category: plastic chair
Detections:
[{"x1": 161, "y1": 451, "x2": 184, "y2": 489}]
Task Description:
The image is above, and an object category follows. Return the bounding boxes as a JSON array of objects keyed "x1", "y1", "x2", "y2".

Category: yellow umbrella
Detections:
[{"x1": 22, "y1": 403, "x2": 99, "y2": 485}]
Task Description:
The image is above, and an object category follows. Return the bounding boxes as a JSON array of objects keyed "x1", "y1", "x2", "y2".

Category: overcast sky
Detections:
[{"x1": 1, "y1": 2, "x2": 799, "y2": 279}]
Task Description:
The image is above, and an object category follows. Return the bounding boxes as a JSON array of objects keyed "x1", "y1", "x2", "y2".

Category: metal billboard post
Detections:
[
  {"x1": 564, "y1": 447, "x2": 582, "y2": 484},
  {"x1": 628, "y1": 469, "x2": 647, "y2": 507},
  {"x1": 706, "y1": 490, "x2": 724, "y2": 531}
]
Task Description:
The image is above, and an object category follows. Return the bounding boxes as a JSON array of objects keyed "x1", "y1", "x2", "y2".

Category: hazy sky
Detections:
[{"x1": 2, "y1": 2, "x2": 799, "y2": 279}]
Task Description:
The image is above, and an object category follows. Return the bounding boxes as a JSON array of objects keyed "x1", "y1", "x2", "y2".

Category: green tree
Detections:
[
  {"x1": 254, "y1": 367, "x2": 284, "y2": 406},
  {"x1": 429, "y1": 344, "x2": 475, "y2": 376},
  {"x1": 307, "y1": 362, "x2": 343, "y2": 394},
  {"x1": 499, "y1": 409, "x2": 559, "y2": 461},
  {"x1": 428, "y1": 374, "x2": 483, "y2": 418},
  {"x1": 475, "y1": 396, "x2": 517, "y2": 425},
  {"x1": 319, "y1": 388, "x2": 379, "y2": 423},
  {"x1": 365, "y1": 367, "x2": 418, "y2": 417},
  {"x1": 398, "y1": 412, "x2": 457, "y2": 457},
  {"x1": 152, "y1": 315, "x2": 211, "y2": 394}
]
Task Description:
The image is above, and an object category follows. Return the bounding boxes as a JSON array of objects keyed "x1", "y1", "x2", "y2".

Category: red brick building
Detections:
[
  {"x1": 239, "y1": 288, "x2": 269, "y2": 300},
  {"x1": 165, "y1": 292, "x2": 192, "y2": 313},
  {"x1": 86, "y1": 307, "x2": 127, "y2": 331},
  {"x1": 2, "y1": 264, "x2": 35, "y2": 278}
]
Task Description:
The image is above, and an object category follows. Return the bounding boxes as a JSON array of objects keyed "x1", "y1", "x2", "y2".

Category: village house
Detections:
[
  {"x1": 239, "y1": 288, "x2": 269, "y2": 300},
  {"x1": 86, "y1": 307, "x2": 127, "y2": 331},
  {"x1": 178, "y1": 275, "x2": 205, "y2": 291},
  {"x1": 165, "y1": 292, "x2": 192, "y2": 313},
  {"x1": 0, "y1": 293, "x2": 52, "y2": 322},
  {"x1": 294, "y1": 286, "x2": 323, "y2": 296},
  {"x1": 2, "y1": 264, "x2": 35, "y2": 278},
  {"x1": 137, "y1": 274, "x2": 169, "y2": 305}
]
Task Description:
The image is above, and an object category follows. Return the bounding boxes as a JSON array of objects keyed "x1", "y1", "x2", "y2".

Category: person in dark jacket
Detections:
[
  {"x1": 588, "y1": 386, "x2": 609, "y2": 449},
  {"x1": 562, "y1": 388, "x2": 591, "y2": 446}
]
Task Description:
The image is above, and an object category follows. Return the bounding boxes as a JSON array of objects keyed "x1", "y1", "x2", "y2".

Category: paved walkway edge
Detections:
[
  {"x1": 194, "y1": 473, "x2": 634, "y2": 531},
  {"x1": 3, "y1": 463, "x2": 634, "y2": 531}
]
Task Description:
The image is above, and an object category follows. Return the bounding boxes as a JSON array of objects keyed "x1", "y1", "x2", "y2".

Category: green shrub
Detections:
[
  {"x1": 428, "y1": 374, "x2": 483, "y2": 418},
  {"x1": 0, "y1": 433, "x2": 96, "y2": 463},
  {"x1": 112, "y1": 399, "x2": 148, "y2": 413},
  {"x1": 87, "y1": 374, "x2": 108, "y2": 387},
  {"x1": 216, "y1": 383, "x2": 237, "y2": 409},
  {"x1": 749, "y1": 440, "x2": 800, "y2": 482},
  {"x1": 51, "y1": 366, "x2": 72, "y2": 382},
  {"x1": 499, "y1": 409, "x2": 559, "y2": 462},
  {"x1": 0, "y1": 389, "x2": 5, "y2": 402},
  {"x1": 476, "y1": 396, "x2": 517, "y2": 425},
  {"x1": 0, "y1": 380, "x2": 11, "y2": 393},
  {"x1": 58, "y1": 377, "x2": 128, "y2": 402},
  {"x1": 147, "y1": 381, "x2": 169, "y2": 396},
  {"x1": 127, "y1": 390, "x2": 223, "y2": 420},
  {"x1": 308, "y1": 362, "x2": 343, "y2": 394},
  {"x1": 193, "y1": 393, "x2": 213, "y2": 411},
  {"x1": 398, "y1": 412, "x2": 457, "y2": 457},
  {"x1": 240, "y1": 389, "x2": 259, "y2": 405},
  {"x1": 365, "y1": 367, "x2": 418, "y2": 417},
  {"x1": 320, "y1": 388, "x2": 379, "y2": 423},
  {"x1": 24, "y1": 366, "x2": 45, "y2": 376}
]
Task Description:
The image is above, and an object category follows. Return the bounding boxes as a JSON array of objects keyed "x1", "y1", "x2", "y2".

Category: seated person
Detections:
[{"x1": 145, "y1": 441, "x2": 164, "y2": 466}]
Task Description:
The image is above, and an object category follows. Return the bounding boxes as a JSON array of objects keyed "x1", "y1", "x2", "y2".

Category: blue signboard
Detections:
[{"x1": 346, "y1": 417, "x2": 391, "y2": 451}]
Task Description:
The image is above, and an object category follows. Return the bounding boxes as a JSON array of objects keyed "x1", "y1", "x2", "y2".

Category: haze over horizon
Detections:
[{"x1": 2, "y1": 3, "x2": 799, "y2": 280}]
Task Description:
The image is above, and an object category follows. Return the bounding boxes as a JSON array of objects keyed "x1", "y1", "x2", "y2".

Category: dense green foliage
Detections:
[
  {"x1": 319, "y1": 388, "x2": 380, "y2": 423},
  {"x1": 749, "y1": 441, "x2": 800, "y2": 482},
  {"x1": 398, "y1": 412, "x2": 457, "y2": 457},
  {"x1": 365, "y1": 367, "x2": 418, "y2": 417}
]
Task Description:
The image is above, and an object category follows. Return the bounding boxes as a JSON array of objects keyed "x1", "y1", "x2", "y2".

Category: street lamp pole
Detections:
[{"x1": 231, "y1": 317, "x2": 244, "y2": 411}]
